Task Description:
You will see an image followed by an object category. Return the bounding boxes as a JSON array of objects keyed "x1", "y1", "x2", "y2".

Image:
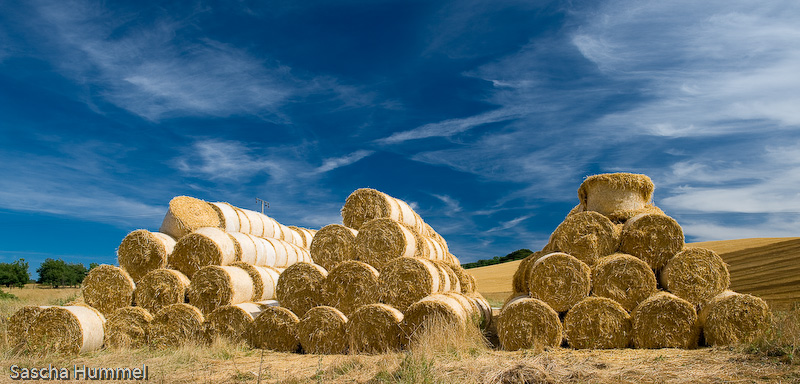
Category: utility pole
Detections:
[{"x1": 256, "y1": 198, "x2": 269, "y2": 214}]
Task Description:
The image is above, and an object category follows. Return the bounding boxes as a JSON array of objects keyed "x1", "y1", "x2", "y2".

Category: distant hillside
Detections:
[{"x1": 462, "y1": 249, "x2": 533, "y2": 269}]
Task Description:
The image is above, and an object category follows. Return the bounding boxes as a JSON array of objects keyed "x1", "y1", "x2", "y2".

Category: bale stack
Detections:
[{"x1": 501, "y1": 172, "x2": 772, "y2": 350}]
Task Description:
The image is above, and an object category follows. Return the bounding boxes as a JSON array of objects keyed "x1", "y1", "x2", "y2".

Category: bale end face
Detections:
[
  {"x1": 82, "y1": 264, "x2": 136, "y2": 316},
  {"x1": 527, "y1": 252, "x2": 592, "y2": 313},
  {"x1": 117, "y1": 229, "x2": 175, "y2": 282},
  {"x1": 592, "y1": 253, "x2": 657, "y2": 312},
  {"x1": 661, "y1": 247, "x2": 730, "y2": 306},
  {"x1": 248, "y1": 306, "x2": 300, "y2": 352},
  {"x1": 105, "y1": 306, "x2": 153, "y2": 349},
  {"x1": 346, "y1": 303, "x2": 404, "y2": 354},
  {"x1": 298, "y1": 306, "x2": 349, "y2": 355},
  {"x1": 549, "y1": 211, "x2": 619, "y2": 267},
  {"x1": 134, "y1": 268, "x2": 190, "y2": 315},
  {"x1": 699, "y1": 291, "x2": 771, "y2": 346},
  {"x1": 631, "y1": 292, "x2": 700, "y2": 349},
  {"x1": 564, "y1": 297, "x2": 631, "y2": 349},
  {"x1": 619, "y1": 213, "x2": 684, "y2": 271},
  {"x1": 496, "y1": 297, "x2": 562, "y2": 351},
  {"x1": 160, "y1": 196, "x2": 221, "y2": 239},
  {"x1": 323, "y1": 260, "x2": 380, "y2": 316},
  {"x1": 276, "y1": 262, "x2": 328, "y2": 317},
  {"x1": 27, "y1": 306, "x2": 106, "y2": 354},
  {"x1": 149, "y1": 303, "x2": 205, "y2": 348}
]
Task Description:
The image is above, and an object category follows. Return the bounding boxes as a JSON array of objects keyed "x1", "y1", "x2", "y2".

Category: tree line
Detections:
[
  {"x1": 461, "y1": 249, "x2": 534, "y2": 269},
  {"x1": 0, "y1": 258, "x2": 99, "y2": 288}
]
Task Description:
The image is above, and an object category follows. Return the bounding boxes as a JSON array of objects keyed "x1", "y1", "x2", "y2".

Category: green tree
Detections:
[
  {"x1": 37, "y1": 259, "x2": 69, "y2": 288},
  {"x1": 0, "y1": 259, "x2": 29, "y2": 288},
  {"x1": 67, "y1": 263, "x2": 88, "y2": 286}
]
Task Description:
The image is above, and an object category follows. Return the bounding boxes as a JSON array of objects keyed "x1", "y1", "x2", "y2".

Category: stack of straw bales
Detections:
[{"x1": 499, "y1": 172, "x2": 772, "y2": 350}]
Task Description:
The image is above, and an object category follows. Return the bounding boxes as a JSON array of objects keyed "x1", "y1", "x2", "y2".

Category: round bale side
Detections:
[
  {"x1": 564, "y1": 297, "x2": 631, "y2": 349},
  {"x1": 592, "y1": 253, "x2": 657, "y2": 312},
  {"x1": 527, "y1": 252, "x2": 591, "y2": 313},
  {"x1": 135, "y1": 268, "x2": 190, "y2": 315},
  {"x1": 27, "y1": 305, "x2": 106, "y2": 354},
  {"x1": 631, "y1": 292, "x2": 699, "y2": 349},
  {"x1": 188, "y1": 265, "x2": 254, "y2": 314},
  {"x1": 160, "y1": 196, "x2": 220, "y2": 239}
]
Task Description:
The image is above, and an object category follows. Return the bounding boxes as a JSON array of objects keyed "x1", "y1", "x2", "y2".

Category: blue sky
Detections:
[{"x1": 1, "y1": 0, "x2": 799, "y2": 277}]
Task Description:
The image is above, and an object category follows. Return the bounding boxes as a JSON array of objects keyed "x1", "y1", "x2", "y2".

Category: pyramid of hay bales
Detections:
[{"x1": 500, "y1": 172, "x2": 772, "y2": 351}]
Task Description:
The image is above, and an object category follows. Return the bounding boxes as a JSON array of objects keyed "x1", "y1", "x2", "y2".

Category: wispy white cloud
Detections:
[
  {"x1": 679, "y1": 214, "x2": 800, "y2": 242},
  {"x1": 314, "y1": 150, "x2": 374, "y2": 173}
]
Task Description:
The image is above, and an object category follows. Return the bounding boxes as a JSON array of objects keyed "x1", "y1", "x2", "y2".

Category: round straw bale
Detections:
[
  {"x1": 423, "y1": 237, "x2": 448, "y2": 261},
  {"x1": 467, "y1": 292, "x2": 493, "y2": 330},
  {"x1": 309, "y1": 224, "x2": 358, "y2": 271},
  {"x1": 82, "y1": 264, "x2": 136, "y2": 316},
  {"x1": 247, "y1": 306, "x2": 300, "y2": 352},
  {"x1": 619, "y1": 213, "x2": 684, "y2": 271},
  {"x1": 527, "y1": 252, "x2": 591, "y2": 313},
  {"x1": 27, "y1": 305, "x2": 106, "y2": 354},
  {"x1": 433, "y1": 260, "x2": 460, "y2": 293},
  {"x1": 323, "y1": 260, "x2": 380, "y2": 316},
  {"x1": 169, "y1": 227, "x2": 237, "y2": 277},
  {"x1": 548, "y1": 211, "x2": 620, "y2": 267},
  {"x1": 149, "y1": 303, "x2": 205, "y2": 347},
  {"x1": 231, "y1": 262, "x2": 281, "y2": 301},
  {"x1": 496, "y1": 296, "x2": 562, "y2": 351},
  {"x1": 265, "y1": 237, "x2": 292, "y2": 268},
  {"x1": 205, "y1": 302, "x2": 266, "y2": 343},
  {"x1": 401, "y1": 294, "x2": 469, "y2": 343},
  {"x1": 7, "y1": 305, "x2": 50, "y2": 349},
  {"x1": 631, "y1": 292, "x2": 700, "y2": 349},
  {"x1": 699, "y1": 291, "x2": 771, "y2": 346},
  {"x1": 117, "y1": 229, "x2": 176, "y2": 283},
  {"x1": 354, "y1": 218, "x2": 424, "y2": 269},
  {"x1": 379, "y1": 256, "x2": 441, "y2": 312},
  {"x1": 105, "y1": 306, "x2": 153, "y2": 349},
  {"x1": 233, "y1": 207, "x2": 251, "y2": 234},
  {"x1": 228, "y1": 232, "x2": 258, "y2": 264},
  {"x1": 449, "y1": 264, "x2": 476, "y2": 294},
  {"x1": 276, "y1": 262, "x2": 328, "y2": 316},
  {"x1": 188, "y1": 265, "x2": 254, "y2": 314},
  {"x1": 661, "y1": 247, "x2": 731, "y2": 306},
  {"x1": 285, "y1": 242, "x2": 313, "y2": 266},
  {"x1": 592, "y1": 253, "x2": 658, "y2": 312},
  {"x1": 160, "y1": 196, "x2": 220, "y2": 239},
  {"x1": 239, "y1": 209, "x2": 263, "y2": 237},
  {"x1": 135, "y1": 268, "x2": 190, "y2": 315},
  {"x1": 346, "y1": 303, "x2": 404, "y2": 354},
  {"x1": 564, "y1": 297, "x2": 631, "y2": 349},
  {"x1": 288, "y1": 226, "x2": 315, "y2": 249},
  {"x1": 443, "y1": 291, "x2": 480, "y2": 323},
  {"x1": 341, "y1": 188, "x2": 400, "y2": 230},
  {"x1": 298, "y1": 306, "x2": 348, "y2": 354},
  {"x1": 211, "y1": 202, "x2": 241, "y2": 232},
  {"x1": 512, "y1": 251, "x2": 544, "y2": 294},
  {"x1": 578, "y1": 173, "x2": 654, "y2": 222}
]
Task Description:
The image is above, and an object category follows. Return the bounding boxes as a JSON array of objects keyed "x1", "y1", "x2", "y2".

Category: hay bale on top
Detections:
[
  {"x1": 631, "y1": 292, "x2": 699, "y2": 349},
  {"x1": 105, "y1": 306, "x2": 153, "y2": 349},
  {"x1": 341, "y1": 188, "x2": 404, "y2": 230},
  {"x1": 27, "y1": 305, "x2": 106, "y2": 354},
  {"x1": 82, "y1": 264, "x2": 136, "y2": 316},
  {"x1": 564, "y1": 297, "x2": 631, "y2": 349},
  {"x1": 135, "y1": 268, "x2": 190, "y2": 315},
  {"x1": 592, "y1": 253, "x2": 658, "y2": 312},
  {"x1": 150, "y1": 303, "x2": 205, "y2": 347},
  {"x1": 449, "y1": 263, "x2": 476, "y2": 294},
  {"x1": 248, "y1": 306, "x2": 300, "y2": 352},
  {"x1": 699, "y1": 291, "x2": 771, "y2": 346},
  {"x1": 323, "y1": 260, "x2": 380, "y2": 316},
  {"x1": 211, "y1": 201, "x2": 241, "y2": 232},
  {"x1": 298, "y1": 306, "x2": 348, "y2": 355},
  {"x1": 619, "y1": 213, "x2": 684, "y2": 271},
  {"x1": 276, "y1": 262, "x2": 328, "y2": 317},
  {"x1": 379, "y1": 256, "x2": 442, "y2": 312},
  {"x1": 7, "y1": 305, "x2": 50, "y2": 349},
  {"x1": 354, "y1": 218, "x2": 424, "y2": 269},
  {"x1": 204, "y1": 302, "x2": 267, "y2": 343},
  {"x1": 548, "y1": 211, "x2": 620, "y2": 267},
  {"x1": 496, "y1": 296, "x2": 562, "y2": 351},
  {"x1": 401, "y1": 294, "x2": 470, "y2": 344},
  {"x1": 117, "y1": 229, "x2": 176, "y2": 283},
  {"x1": 310, "y1": 224, "x2": 358, "y2": 271},
  {"x1": 527, "y1": 252, "x2": 592, "y2": 313},
  {"x1": 160, "y1": 196, "x2": 220, "y2": 239},
  {"x1": 231, "y1": 262, "x2": 280, "y2": 301},
  {"x1": 578, "y1": 173, "x2": 654, "y2": 222},
  {"x1": 169, "y1": 227, "x2": 237, "y2": 277},
  {"x1": 346, "y1": 303, "x2": 404, "y2": 354},
  {"x1": 188, "y1": 265, "x2": 254, "y2": 314},
  {"x1": 661, "y1": 247, "x2": 730, "y2": 306}
]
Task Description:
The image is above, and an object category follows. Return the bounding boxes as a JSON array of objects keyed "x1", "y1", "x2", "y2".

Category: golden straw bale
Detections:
[
  {"x1": 241, "y1": 209, "x2": 265, "y2": 237},
  {"x1": 578, "y1": 173, "x2": 654, "y2": 222},
  {"x1": 135, "y1": 268, "x2": 190, "y2": 315},
  {"x1": 353, "y1": 218, "x2": 424, "y2": 269},
  {"x1": 661, "y1": 247, "x2": 731, "y2": 306},
  {"x1": 82, "y1": 264, "x2": 136, "y2": 316},
  {"x1": 210, "y1": 201, "x2": 240, "y2": 232},
  {"x1": 204, "y1": 302, "x2": 267, "y2": 343},
  {"x1": 592, "y1": 253, "x2": 658, "y2": 312},
  {"x1": 26, "y1": 305, "x2": 106, "y2": 354},
  {"x1": 323, "y1": 260, "x2": 380, "y2": 316},
  {"x1": 527, "y1": 252, "x2": 591, "y2": 313},
  {"x1": 631, "y1": 292, "x2": 700, "y2": 349},
  {"x1": 699, "y1": 291, "x2": 771, "y2": 346},
  {"x1": 230, "y1": 262, "x2": 280, "y2": 301},
  {"x1": 449, "y1": 264, "x2": 476, "y2": 294},
  {"x1": 288, "y1": 226, "x2": 315, "y2": 249},
  {"x1": 169, "y1": 227, "x2": 237, "y2": 277},
  {"x1": 228, "y1": 232, "x2": 257, "y2": 264},
  {"x1": 467, "y1": 292, "x2": 493, "y2": 330},
  {"x1": 341, "y1": 188, "x2": 403, "y2": 230},
  {"x1": 309, "y1": 224, "x2": 359, "y2": 271},
  {"x1": 433, "y1": 260, "x2": 460, "y2": 293},
  {"x1": 105, "y1": 306, "x2": 153, "y2": 349},
  {"x1": 379, "y1": 257, "x2": 442, "y2": 312},
  {"x1": 233, "y1": 207, "x2": 251, "y2": 234},
  {"x1": 619, "y1": 213, "x2": 684, "y2": 271},
  {"x1": 548, "y1": 211, "x2": 620, "y2": 267},
  {"x1": 496, "y1": 296, "x2": 562, "y2": 351},
  {"x1": 7, "y1": 305, "x2": 50, "y2": 349},
  {"x1": 401, "y1": 294, "x2": 470, "y2": 344},
  {"x1": 511, "y1": 251, "x2": 544, "y2": 294},
  {"x1": 117, "y1": 229, "x2": 176, "y2": 282},
  {"x1": 443, "y1": 291, "x2": 479, "y2": 322},
  {"x1": 160, "y1": 196, "x2": 220, "y2": 239},
  {"x1": 247, "y1": 306, "x2": 300, "y2": 352},
  {"x1": 346, "y1": 303, "x2": 404, "y2": 354},
  {"x1": 276, "y1": 262, "x2": 328, "y2": 317},
  {"x1": 188, "y1": 265, "x2": 254, "y2": 314},
  {"x1": 297, "y1": 306, "x2": 349, "y2": 355},
  {"x1": 149, "y1": 303, "x2": 205, "y2": 347},
  {"x1": 564, "y1": 297, "x2": 631, "y2": 349}
]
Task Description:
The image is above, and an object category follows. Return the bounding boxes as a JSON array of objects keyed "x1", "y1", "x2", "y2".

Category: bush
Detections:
[{"x1": 0, "y1": 259, "x2": 29, "y2": 288}]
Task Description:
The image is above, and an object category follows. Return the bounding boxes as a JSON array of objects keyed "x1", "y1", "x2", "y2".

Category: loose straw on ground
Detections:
[
  {"x1": 577, "y1": 173, "x2": 654, "y2": 222},
  {"x1": 309, "y1": 224, "x2": 358, "y2": 271},
  {"x1": 619, "y1": 213, "x2": 684, "y2": 271},
  {"x1": 134, "y1": 268, "x2": 190, "y2": 315},
  {"x1": 160, "y1": 196, "x2": 220, "y2": 239},
  {"x1": 276, "y1": 262, "x2": 328, "y2": 317},
  {"x1": 631, "y1": 292, "x2": 699, "y2": 349},
  {"x1": 548, "y1": 211, "x2": 620, "y2": 267},
  {"x1": 527, "y1": 252, "x2": 591, "y2": 313},
  {"x1": 496, "y1": 296, "x2": 562, "y2": 351},
  {"x1": 564, "y1": 297, "x2": 631, "y2": 349},
  {"x1": 592, "y1": 253, "x2": 657, "y2": 312},
  {"x1": 346, "y1": 303, "x2": 404, "y2": 354},
  {"x1": 149, "y1": 303, "x2": 205, "y2": 348},
  {"x1": 379, "y1": 256, "x2": 442, "y2": 312},
  {"x1": 661, "y1": 247, "x2": 730, "y2": 306},
  {"x1": 26, "y1": 305, "x2": 106, "y2": 354},
  {"x1": 105, "y1": 306, "x2": 153, "y2": 349},
  {"x1": 247, "y1": 306, "x2": 300, "y2": 352},
  {"x1": 188, "y1": 265, "x2": 254, "y2": 314},
  {"x1": 117, "y1": 229, "x2": 176, "y2": 282},
  {"x1": 353, "y1": 218, "x2": 424, "y2": 269},
  {"x1": 323, "y1": 260, "x2": 380, "y2": 316},
  {"x1": 297, "y1": 306, "x2": 348, "y2": 355},
  {"x1": 82, "y1": 264, "x2": 136, "y2": 316},
  {"x1": 169, "y1": 227, "x2": 237, "y2": 277},
  {"x1": 699, "y1": 291, "x2": 771, "y2": 346}
]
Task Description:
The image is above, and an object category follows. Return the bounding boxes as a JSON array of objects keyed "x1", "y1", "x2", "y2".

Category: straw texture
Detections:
[
  {"x1": 661, "y1": 247, "x2": 731, "y2": 306},
  {"x1": 592, "y1": 253, "x2": 658, "y2": 312},
  {"x1": 527, "y1": 252, "x2": 592, "y2": 313},
  {"x1": 104, "y1": 306, "x2": 153, "y2": 349},
  {"x1": 496, "y1": 296, "x2": 562, "y2": 351},
  {"x1": 309, "y1": 224, "x2": 358, "y2": 271},
  {"x1": 297, "y1": 306, "x2": 349, "y2": 355},
  {"x1": 134, "y1": 268, "x2": 190, "y2": 315},
  {"x1": 82, "y1": 264, "x2": 136, "y2": 316},
  {"x1": 117, "y1": 229, "x2": 176, "y2": 282},
  {"x1": 247, "y1": 306, "x2": 300, "y2": 352},
  {"x1": 345, "y1": 303, "x2": 404, "y2": 354},
  {"x1": 160, "y1": 196, "x2": 220, "y2": 239},
  {"x1": 564, "y1": 297, "x2": 631, "y2": 349},
  {"x1": 276, "y1": 262, "x2": 328, "y2": 317}
]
